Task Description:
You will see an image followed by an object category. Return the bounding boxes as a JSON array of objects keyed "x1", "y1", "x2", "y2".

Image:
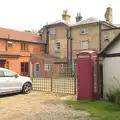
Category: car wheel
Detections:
[{"x1": 22, "y1": 82, "x2": 32, "y2": 94}]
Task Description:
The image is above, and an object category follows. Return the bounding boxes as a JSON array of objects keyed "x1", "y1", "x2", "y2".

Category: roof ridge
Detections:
[{"x1": 0, "y1": 27, "x2": 38, "y2": 36}]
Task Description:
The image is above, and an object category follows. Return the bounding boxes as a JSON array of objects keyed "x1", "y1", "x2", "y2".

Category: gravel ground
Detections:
[{"x1": 0, "y1": 91, "x2": 99, "y2": 120}]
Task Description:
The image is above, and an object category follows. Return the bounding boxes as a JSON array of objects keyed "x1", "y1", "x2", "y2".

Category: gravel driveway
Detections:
[{"x1": 0, "y1": 91, "x2": 98, "y2": 120}]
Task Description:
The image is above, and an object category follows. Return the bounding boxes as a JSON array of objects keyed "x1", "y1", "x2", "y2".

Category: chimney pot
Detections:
[
  {"x1": 76, "y1": 12, "x2": 82, "y2": 23},
  {"x1": 104, "y1": 5, "x2": 113, "y2": 24}
]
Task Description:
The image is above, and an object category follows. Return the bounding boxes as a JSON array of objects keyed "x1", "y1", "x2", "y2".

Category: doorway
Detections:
[
  {"x1": 100, "y1": 63, "x2": 103, "y2": 98},
  {"x1": 34, "y1": 63, "x2": 40, "y2": 77},
  {"x1": 21, "y1": 62, "x2": 29, "y2": 76},
  {"x1": 0, "y1": 60, "x2": 6, "y2": 68}
]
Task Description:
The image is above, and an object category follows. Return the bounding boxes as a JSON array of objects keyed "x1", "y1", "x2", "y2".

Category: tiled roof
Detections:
[
  {"x1": 45, "y1": 17, "x2": 115, "y2": 28},
  {"x1": 71, "y1": 17, "x2": 101, "y2": 26},
  {"x1": 45, "y1": 20, "x2": 71, "y2": 27},
  {"x1": 45, "y1": 17, "x2": 102, "y2": 27},
  {"x1": 0, "y1": 27, "x2": 45, "y2": 44}
]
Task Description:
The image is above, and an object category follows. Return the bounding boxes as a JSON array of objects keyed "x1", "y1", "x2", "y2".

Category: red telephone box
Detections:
[{"x1": 76, "y1": 50, "x2": 100, "y2": 100}]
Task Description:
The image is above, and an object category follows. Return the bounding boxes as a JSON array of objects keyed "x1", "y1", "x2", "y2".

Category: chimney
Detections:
[
  {"x1": 104, "y1": 4, "x2": 113, "y2": 24},
  {"x1": 76, "y1": 12, "x2": 82, "y2": 22},
  {"x1": 62, "y1": 9, "x2": 71, "y2": 23}
]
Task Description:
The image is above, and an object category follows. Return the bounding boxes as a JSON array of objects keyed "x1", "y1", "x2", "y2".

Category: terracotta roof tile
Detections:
[{"x1": 0, "y1": 27, "x2": 45, "y2": 44}]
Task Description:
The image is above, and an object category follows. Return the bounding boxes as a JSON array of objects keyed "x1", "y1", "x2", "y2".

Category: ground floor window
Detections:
[
  {"x1": 44, "y1": 64, "x2": 52, "y2": 71},
  {"x1": 21, "y1": 62, "x2": 29, "y2": 76}
]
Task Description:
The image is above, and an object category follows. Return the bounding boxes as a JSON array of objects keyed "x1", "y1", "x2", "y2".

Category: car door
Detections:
[
  {"x1": 0, "y1": 70, "x2": 8, "y2": 93},
  {"x1": 4, "y1": 70, "x2": 21, "y2": 92}
]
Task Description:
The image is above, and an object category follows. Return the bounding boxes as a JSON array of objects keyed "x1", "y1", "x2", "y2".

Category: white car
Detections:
[{"x1": 0, "y1": 68, "x2": 32, "y2": 95}]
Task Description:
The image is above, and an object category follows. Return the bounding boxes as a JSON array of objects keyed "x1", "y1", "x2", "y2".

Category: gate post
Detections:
[
  {"x1": 51, "y1": 64, "x2": 53, "y2": 92},
  {"x1": 74, "y1": 65, "x2": 76, "y2": 95}
]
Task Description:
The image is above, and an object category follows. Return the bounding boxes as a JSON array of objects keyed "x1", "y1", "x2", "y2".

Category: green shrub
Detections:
[
  {"x1": 105, "y1": 88, "x2": 120, "y2": 105},
  {"x1": 105, "y1": 92, "x2": 115, "y2": 103}
]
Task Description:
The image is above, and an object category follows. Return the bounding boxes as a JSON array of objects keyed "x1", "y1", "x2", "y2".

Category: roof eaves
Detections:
[
  {"x1": 44, "y1": 21, "x2": 70, "y2": 28},
  {"x1": 101, "y1": 21, "x2": 116, "y2": 28},
  {"x1": 70, "y1": 21, "x2": 100, "y2": 27},
  {"x1": 99, "y1": 33, "x2": 120, "y2": 56},
  {"x1": 0, "y1": 37, "x2": 45, "y2": 44}
]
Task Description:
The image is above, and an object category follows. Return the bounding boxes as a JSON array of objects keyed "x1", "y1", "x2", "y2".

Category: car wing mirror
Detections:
[{"x1": 15, "y1": 74, "x2": 18, "y2": 78}]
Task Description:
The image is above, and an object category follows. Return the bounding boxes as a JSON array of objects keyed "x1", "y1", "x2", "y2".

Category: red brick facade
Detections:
[
  {"x1": 0, "y1": 27, "x2": 45, "y2": 76},
  {"x1": 0, "y1": 27, "x2": 67, "y2": 77}
]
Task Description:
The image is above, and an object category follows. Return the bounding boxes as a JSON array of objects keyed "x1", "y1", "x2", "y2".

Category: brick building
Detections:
[
  {"x1": 41, "y1": 6, "x2": 115, "y2": 67},
  {"x1": 0, "y1": 27, "x2": 46, "y2": 77},
  {"x1": 0, "y1": 27, "x2": 66, "y2": 77}
]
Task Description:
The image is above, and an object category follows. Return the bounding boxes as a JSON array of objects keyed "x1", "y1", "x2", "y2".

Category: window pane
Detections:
[
  {"x1": 25, "y1": 63, "x2": 28, "y2": 72},
  {"x1": 4, "y1": 71, "x2": 15, "y2": 77},
  {"x1": 21, "y1": 63, "x2": 24, "y2": 72},
  {"x1": 44, "y1": 64, "x2": 51, "y2": 71},
  {"x1": 56, "y1": 42, "x2": 60, "y2": 53},
  {"x1": 7, "y1": 41, "x2": 13, "y2": 48},
  {"x1": 49, "y1": 28, "x2": 55, "y2": 34},
  {"x1": 80, "y1": 40, "x2": 88, "y2": 49},
  {"x1": 21, "y1": 42, "x2": 28, "y2": 51},
  {"x1": 80, "y1": 29, "x2": 88, "y2": 34},
  {"x1": 36, "y1": 64, "x2": 39, "y2": 71}
]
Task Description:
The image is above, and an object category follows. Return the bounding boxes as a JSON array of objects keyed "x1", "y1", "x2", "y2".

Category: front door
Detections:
[
  {"x1": 0, "y1": 60, "x2": 6, "y2": 68},
  {"x1": 34, "y1": 63, "x2": 40, "y2": 77},
  {"x1": 21, "y1": 62, "x2": 29, "y2": 76}
]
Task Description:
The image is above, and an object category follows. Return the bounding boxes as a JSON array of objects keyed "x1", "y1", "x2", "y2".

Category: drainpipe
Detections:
[
  {"x1": 46, "y1": 27, "x2": 49, "y2": 54},
  {"x1": 70, "y1": 27, "x2": 72, "y2": 75},
  {"x1": 66, "y1": 28, "x2": 69, "y2": 64},
  {"x1": 99, "y1": 21, "x2": 102, "y2": 51},
  {"x1": 70, "y1": 27, "x2": 72, "y2": 66}
]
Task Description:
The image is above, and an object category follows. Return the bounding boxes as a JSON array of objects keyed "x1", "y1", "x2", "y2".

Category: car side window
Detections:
[
  {"x1": 4, "y1": 70, "x2": 16, "y2": 77},
  {"x1": 0, "y1": 70, "x2": 5, "y2": 77}
]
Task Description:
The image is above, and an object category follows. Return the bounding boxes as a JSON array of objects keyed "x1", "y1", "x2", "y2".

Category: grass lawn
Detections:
[{"x1": 65, "y1": 100, "x2": 120, "y2": 120}]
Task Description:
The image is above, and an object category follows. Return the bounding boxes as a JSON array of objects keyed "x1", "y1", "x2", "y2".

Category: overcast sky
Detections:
[{"x1": 0, "y1": 0, "x2": 120, "y2": 31}]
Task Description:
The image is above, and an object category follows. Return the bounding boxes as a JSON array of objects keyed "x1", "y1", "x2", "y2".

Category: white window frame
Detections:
[
  {"x1": 35, "y1": 63, "x2": 40, "y2": 72},
  {"x1": 55, "y1": 41, "x2": 60, "y2": 53},
  {"x1": 49, "y1": 28, "x2": 56, "y2": 35},
  {"x1": 80, "y1": 29, "x2": 88, "y2": 34},
  {"x1": 80, "y1": 40, "x2": 89, "y2": 50},
  {"x1": 44, "y1": 64, "x2": 52, "y2": 71},
  {"x1": 7, "y1": 41, "x2": 13, "y2": 48}
]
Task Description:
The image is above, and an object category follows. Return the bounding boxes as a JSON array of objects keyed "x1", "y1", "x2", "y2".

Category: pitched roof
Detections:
[
  {"x1": 45, "y1": 20, "x2": 70, "y2": 27},
  {"x1": 71, "y1": 17, "x2": 101, "y2": 26},
  {"x1": 45, "y1": 17, "x2": 115, "y2": 28},
  {"x1": 99, "y1": 33, "x2": 120, "y2": 55},
  {"x1": 0, "y1": 27, "x2": 45, "y2": 44}
]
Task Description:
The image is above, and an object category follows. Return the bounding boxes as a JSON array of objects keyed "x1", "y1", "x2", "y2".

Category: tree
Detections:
[{"x1": 24, "y1": 29, "x2": 38, "y2": 34}]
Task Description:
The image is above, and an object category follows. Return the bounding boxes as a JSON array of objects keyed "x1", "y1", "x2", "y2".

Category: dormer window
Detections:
[{"x1": 80, "y1": 29, "x2": 88, "y2": 34}]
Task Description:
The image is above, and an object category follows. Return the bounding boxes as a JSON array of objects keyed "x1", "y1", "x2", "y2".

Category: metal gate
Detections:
[{"x1": 32, "y1": 65, "x2": 76, "y2": 94}]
